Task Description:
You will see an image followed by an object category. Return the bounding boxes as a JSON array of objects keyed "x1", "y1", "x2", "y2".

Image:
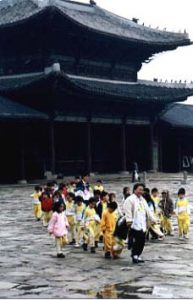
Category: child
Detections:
[
  {"x1": 175, "y1": 188, "x2": 190, "y2": 240},
  {"x1": 74, "y1": 175, "x2": 81, "y2": 185},
  {"x1": 93, "y1": 190, "x2": 102, "y2": 247},
  {"x1": 68, "y1": 181, "x2": 77, "y2": 193},
  {"x1": 48, "y1": 200, "x2": 69, "y2": 258},
  {"x1": 109, "y1": 192, "x2": 123, "y2": 220},
  {"x1": 122, "y1": 187, "x2": 131, "y2": 201},
  {"x1": 101, "y1": 202, "x2": 118, "y2": 259},
  {"x1": 151, "y1": 188, "x2": 160, "y2": 212},
  {"x1": 96, "y1": 191, "x2": 109, "y2": 219},
  {"x1": 53, "y1": 190, "x2": 64, "y2": 204},
  {"x1": 65, "y1": 193, "x2": 76, "y2": 245},
  {"x1": 58, "y1": 183, "x2": 67, "y2": 200},
  {"x1": 75, "y1": 173, "x2": 93, "y2": 205},
  {"x1": 94, "y1": 180, "x2": 104, "y2": 193},
  {"x1": 40, "y1": 189, "x2": 54, "y2": 227},
  {"x1": 109, "y1": 192, "x2": 116, "y2": 203},
  {"x1": 31, "y1": 185, "x2": 42, "y2": 221},
  {"x1": 144, "y1": 188, "x2": 164, "y2": 241},
  {"x1": 159, "y1": 190, "x2": 174, "y2": 236},
  {"x1": 82, "y1": 197, "x2": 98, "y2": 253},
  {"x1": 95, "y1": 191, "x2": 109, "y2": 245},
  {"x1": 74, "y1": 196, "x2": 86, "y2": 247}
]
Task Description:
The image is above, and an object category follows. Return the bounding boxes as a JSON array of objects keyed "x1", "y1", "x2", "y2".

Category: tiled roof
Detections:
[
  {"x1": 0, "y1": 94, "x2": 48, "y2": 119},
  {"x1": 0, "y1": 72, "x2": 44, "y2": 90},
  {"x1": 0, "y1": 72, "x2": 193, "y2": 103},
  {"x1": 67, "y1": 75, "x2": 193, "y2": 102},
  {"x1": 159, "y1": 103, "x2": 193, "y2": 128},
  {"x1": 0, "y1": 0, "x2": 191, "y2": 48}
]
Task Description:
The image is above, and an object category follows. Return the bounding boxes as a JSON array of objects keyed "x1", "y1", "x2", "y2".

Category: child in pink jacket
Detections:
[{"x1": 48, "y1": 199, "x2": 69, "y2": 258}]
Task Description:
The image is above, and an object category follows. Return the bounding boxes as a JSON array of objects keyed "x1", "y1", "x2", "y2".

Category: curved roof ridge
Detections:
[
  {"x1": 95, "y1": 4, "x2": 189, "y2": 39},
  {"x1": 0, "y1": 94, "x2": 48, "y2": 119},
  {"x1": 0, "y1": 71, "x2": 193, "y2": 102},
  {"x1": 67, "y1": 74, "x2": 193, "y2": 90},
  {"x1": 0, "y1": 0, "x2": 191, "y2": 47}
]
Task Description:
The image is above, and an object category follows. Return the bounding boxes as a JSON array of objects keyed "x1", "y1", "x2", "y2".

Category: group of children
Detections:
[
  {"x1": 144, "y1": 187, "x2": 191, "y2": 241},
  {"x1": 31, "y1": 175, "x2": 191, "y2": 259}
]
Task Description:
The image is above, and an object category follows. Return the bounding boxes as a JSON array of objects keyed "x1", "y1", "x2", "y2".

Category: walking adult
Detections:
[
  {"x1": 132, "y1": 162, "x2": 139, "y2": 183},
  {"x1": 123, "y1": 183, "x2": 156, "y2": 264}
]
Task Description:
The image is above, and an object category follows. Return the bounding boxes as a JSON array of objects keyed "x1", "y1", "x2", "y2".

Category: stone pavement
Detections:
[{"x1": 1, "y1": 179, "x2": 193, "y2": 299}]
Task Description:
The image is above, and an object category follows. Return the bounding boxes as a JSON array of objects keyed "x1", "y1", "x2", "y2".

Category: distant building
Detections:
[{"x1": 0, "y1": 0, "x2": 192, "y2": 182}]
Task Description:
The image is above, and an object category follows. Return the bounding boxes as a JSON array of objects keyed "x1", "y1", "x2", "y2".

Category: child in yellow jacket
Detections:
[
  {"x1": 74, "y1": 195, "x2": 86, "y2": 247},
  {"x1": 65, "y1": 193, "x2": 76, "y2": 245},
  {"x1": 175, "y1": 188, "x2": 190, "y2": 240},
  {"x1": 151, "y1": 188, "x2": 160, "y2": 213},
  {"x1": 101, "y1": 202, "x2": 118, "y2": 259},
  {"x1": 31, "y1": 185, "x2": 42, "y2": 221},
  {"x1": 82, "y1": 197, "x2": 99, "y2": 253}
]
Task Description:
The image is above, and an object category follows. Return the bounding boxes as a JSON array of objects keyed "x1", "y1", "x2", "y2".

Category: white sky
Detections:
[{"x1": 76, "y1": 0, "x2": 193, "y2": 104}]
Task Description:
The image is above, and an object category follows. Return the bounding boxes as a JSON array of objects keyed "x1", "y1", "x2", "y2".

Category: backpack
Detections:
[
  {"x1": 41, "y1": 196, "x2": 54, "y2": 212},
  {"x1": 114, "y1": 216, "x2": 128, "y2": 240}
]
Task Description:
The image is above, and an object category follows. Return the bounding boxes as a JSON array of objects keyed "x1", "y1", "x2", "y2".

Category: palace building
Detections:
[{"x1": 0, "y1": 0, "x2": 193, "y2": 182}]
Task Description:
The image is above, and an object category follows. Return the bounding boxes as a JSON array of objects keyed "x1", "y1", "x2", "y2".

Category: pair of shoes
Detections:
[
  {"x1": 99, "y1": 236, "x2": 103, "y2": 242},
  {"x1": 74, "y1": 243, "x2": 81, "y2": 248},
  {"x1": 132, "y1": 255, "x2": 145, "y2": 264},
  {"x1": 82, "y1": 243, "x2": 88, "y2": 251},
  {"x1": 179, "y1": 236, "x2": 184, "y2": 241},
  {"x1": 132, "y1": 257, "x2": 139, "y2": 264},
  {"x1": 167, "y1": 232, "x2": 174, "y2": 237},
  {"x1": 184, "y1": 235, "x2": 189, "y2": 240},
  {"x1": 95, "y1": 241, "x2": 99, "y2": 248},
  {"x1": 91, "y1": 247, "x2": 96, "y2": 254},
  {"x1": 138, "y1": 257, "x2": 145, "y2": 263},
  {"x1": 112, "y1": 256, "x2": 119, "y2": 260},
  {"x1": 57, "y1": 253, "x2": 65, "y2": 258},
  {"x1": 69, "y1": 239, "x2": 76, "y2": 245},
  {"x1": 36, "y1": 218, "x2": 41, "y2": 221},
  {"x1": 105, "y1": 252, "x2": 111, "y2": 259},
  {"x1": 158, "y1": 236, "x2": 164, "y2": 241}
]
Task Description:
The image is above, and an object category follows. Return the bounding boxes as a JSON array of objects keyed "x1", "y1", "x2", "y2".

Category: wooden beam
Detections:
[{"x1": 120, "y1": 118, "x2": 127, "y2": 172}]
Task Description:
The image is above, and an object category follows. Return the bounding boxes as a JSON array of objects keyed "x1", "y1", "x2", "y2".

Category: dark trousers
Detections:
[{"x1": 130, "y1": 229, "x2": 146, "y2": 257}]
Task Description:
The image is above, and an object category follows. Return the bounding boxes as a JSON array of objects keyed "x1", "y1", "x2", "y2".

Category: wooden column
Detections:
[
  {"x1": 150, "y1": 124, "x2": 159, "y2": 172},
  {"x1": 18, "y1": 125, "x2": 27, "y2": 183},
  {"x1": 159, "y1": 134, "x2": 163, "y2": 172},
  {"x1": 86, "y1": 118, "x2": 92, "y2": 174},
  {"x1": 20, "y1": 129, "x2": 25, "y2": 180},
  {"x1": 49, "y1": 119, "x2": 56, "y2": 174},
  {"x1": 120, "y1": 119, "x2": 128, "y2": 173},
  {"x1": 177, "y1": 136, "x2": 182, "y2": 172}
]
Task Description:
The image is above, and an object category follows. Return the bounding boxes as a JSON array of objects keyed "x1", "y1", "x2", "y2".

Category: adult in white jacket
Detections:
[{"x1": 123, "y1": 183, "x2": 156, "y2": 264}]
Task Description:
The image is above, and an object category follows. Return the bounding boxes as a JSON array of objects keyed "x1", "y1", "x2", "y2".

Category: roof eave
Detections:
[{"x1": 0, "y1": 4, "x2": 191, "y2": 50}]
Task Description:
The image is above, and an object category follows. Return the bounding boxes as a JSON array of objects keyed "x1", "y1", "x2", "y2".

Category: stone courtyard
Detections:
[{"x1": 1, "y1": 175, "x2": 193, "y2": 298}]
